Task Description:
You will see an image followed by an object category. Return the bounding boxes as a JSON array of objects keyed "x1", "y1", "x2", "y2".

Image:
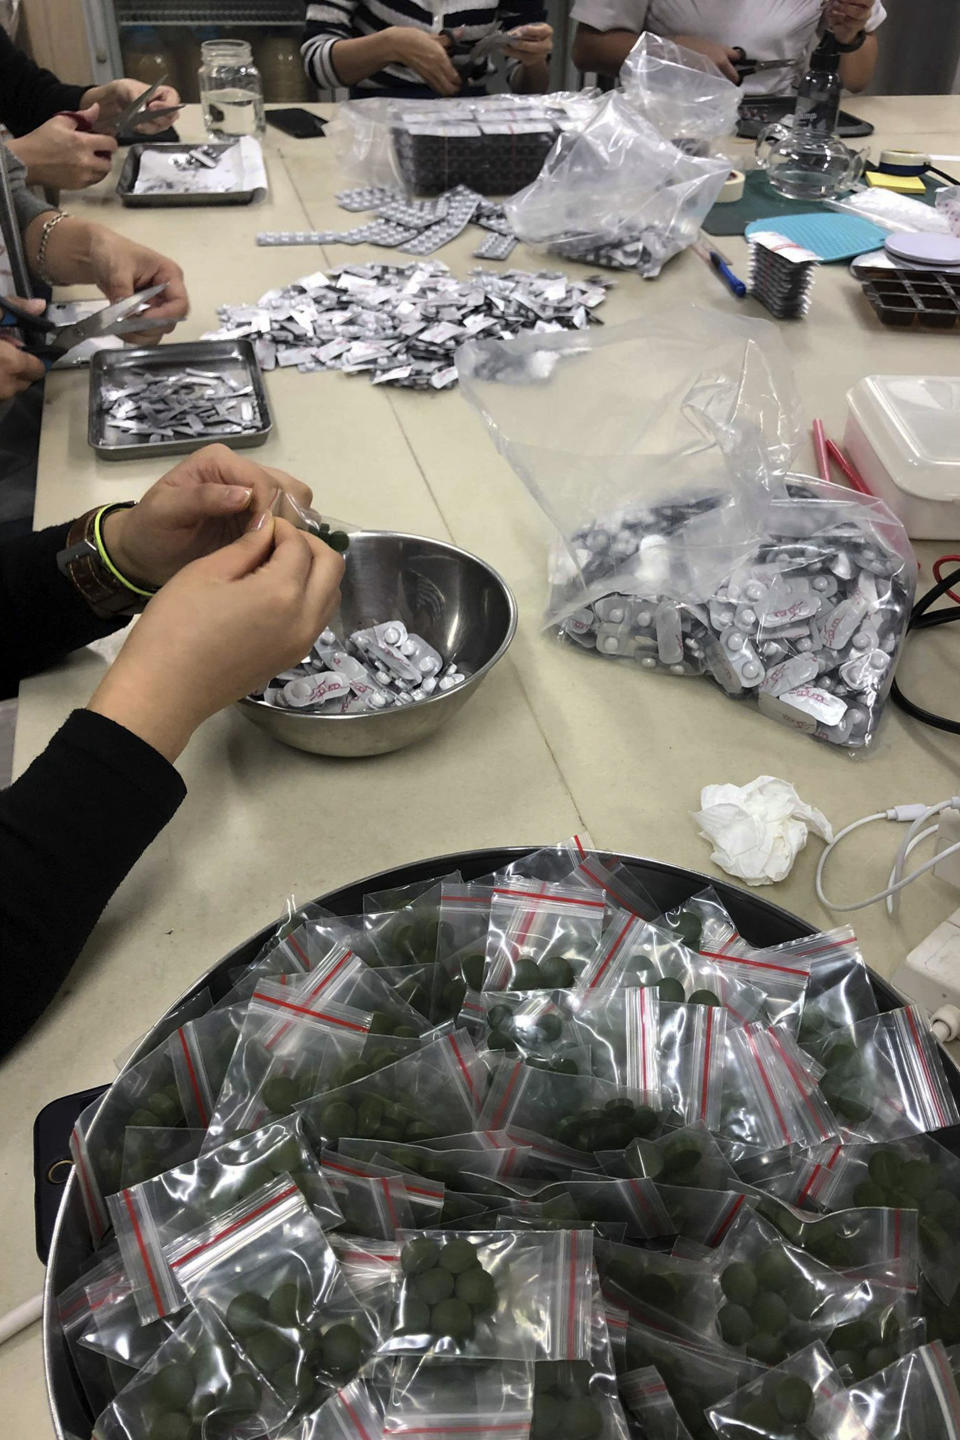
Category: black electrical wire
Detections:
[{"x1": 890, "y1": 562, "x2": 960, "y2": 735}]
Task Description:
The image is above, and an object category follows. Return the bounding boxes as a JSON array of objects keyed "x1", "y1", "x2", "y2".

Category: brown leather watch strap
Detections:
[{"x1": 57, "y1": 503, "x2": 150, "y2": 620}]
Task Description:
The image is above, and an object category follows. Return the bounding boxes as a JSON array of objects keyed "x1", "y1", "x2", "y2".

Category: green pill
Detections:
[
  {"x1": 149, "y1": 1365, "x2": 195, "y2": 1410},
  {"x1": 245, "y1": 1329, "x2": 295, "y2": 1375},
  {"x1": 534, "y1": 1012, "x2": 564, "y2": 1043},
  {"x1": 225, "y1": 1293, "x2": 269, "y2": 1338},
  {"x1": 127, "y1": 1108, "x2": 161, "y2": 1128},
  {"x1": 220, "y1": 1374, "x2": 262, "y2": 1416},
  {"x1": 868, "y1": 1149, "x2": 902, "y2": 1187},
  {"x1": 513, "y1": 958, "x2": 544, "y2": 989},
  {"x1": 262, "y1": 1076, "x2": 300, "y2": 1114},
  {"x1": 456, "y1": 1268, "x2": 497, "y2": 1311},
  {"x1": 357, "y1": 1096, "x2": 385, "y2": 1133},
  {"x1": 317, "y1": 1100, "x2": 356, "y2": 1140},
  {"x1": 852, "y1": 1180, "x2": 887, "y2": 1207},
  {"x1": 488, "y1": 1029, "x2": 517, "y2": 1053},
  {"x1": 539, "y1": 956, "x2": 575, "y2": 988},
  {"x1": 656, "y1": 977, "x2": 686, "y2": 1003},
  {"x1": 531, "y1": 1394, "x2": 563, "y2": 1440},
  {"x1": 413, "y1": 1267, "x2": 455, "y2": 1304},
  {"x1": 271, "y1": 1362, "x2": 313, "y2": 1404},
  {"x1": 399, "y1": 1297, "x2": 431, "y2": 1335},
  {"x1": 720, "y1": 1262, "x2": 757, "y2": 1306},
  {"x1": 746, "y1": 1335, "x2": 787, "y2": 1366},
  {"x1": 402, "y1": 1238, "x2": 441, "y2": 1275},
  {"x1": 440, "y1": 1239, "x2": 482, "y2": 1274},
  {"x1": 431, "y1": 1298, "x2": 475, "y2": 1340},
  {"x1": 267, "y1": 1138, "x2": 302, "y2": 1175},
  {"x1": 900, "y1": 1160, "x2": 936, "y2": 1199},
  {"x1": 321, "y1": 1323, "x2": 365, "y2": 1375},
  {"x1": 405, "y1": 1121, "x2": 436, "y2": 1142},
  {"x1": 739, "y1": 1398, "x2": 779, "y2": 1431},
  {"x1": 268, "y1": 1282, "x2": 307, "y2": 1329},
  {"x1": 149, "y1": 1414, "x2": 192, "y2": 1440},
  {"x1": 718, "y1": 1303, "x2": 755, "y2": 1345},
  {"x1": 661, "y1": 1137, "x2": 702, "y2": 1179},
  {"x1": 751, "y1": 1291, "x2": 789, "y2": 1334},
  {"x1": 488, "y1": 1004, "x2": 513, "y2": 1028},
  {"x1": 566, "y1": 1400, "x2": 603, "y2": 1440},
  {"x1": 146, "y1": 1091, "x2": 182, "y2": 1125},
  {"x1": 670, "y1": 911, "x2": 703, "y2": 950},
  {"x1": 756, "y1": 1249, "x2": 795, "y2": 1295},
  {"x1": 687, "y1": 990, "x2": 720, "y2": 1007}
]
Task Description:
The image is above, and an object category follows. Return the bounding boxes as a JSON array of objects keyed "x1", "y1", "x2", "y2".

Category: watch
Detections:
[
  {"x1": 57, "y1": 503, "x2": 155, "y2": 619},
  {"x1": 832, "y1": 29, "x2": 866, "y2": 52}
]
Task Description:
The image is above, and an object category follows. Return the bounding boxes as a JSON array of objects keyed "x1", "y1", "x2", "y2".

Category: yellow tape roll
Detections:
[{"x1": 718, "y1": 169, "x2": 746, "y2": 203}]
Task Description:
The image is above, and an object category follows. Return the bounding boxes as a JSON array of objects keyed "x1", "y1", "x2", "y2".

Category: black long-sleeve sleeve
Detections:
[
  {"x1": 0, "y1": 526, "x2": 186, "y2": 1058},
  {"x1": 0, "y1": 29, "x2": 89, "y2": 135}
]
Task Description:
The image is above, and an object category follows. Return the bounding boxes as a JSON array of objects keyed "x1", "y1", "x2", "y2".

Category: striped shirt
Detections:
[{"x1": 303, "y1": 0, "x2": 545, "y2": 97}]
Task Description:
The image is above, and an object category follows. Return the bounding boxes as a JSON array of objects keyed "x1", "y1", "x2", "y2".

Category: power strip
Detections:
[{"x1": 892, "y1": 904, "x2": 960, "y2": 1024}]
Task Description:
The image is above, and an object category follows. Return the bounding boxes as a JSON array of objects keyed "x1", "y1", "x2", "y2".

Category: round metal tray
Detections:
[{"x1": 43, "y1": 847, "x2": 960, "y2": 1440}]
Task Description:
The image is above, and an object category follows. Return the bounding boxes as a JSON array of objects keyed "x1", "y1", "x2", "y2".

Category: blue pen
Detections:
[{"x1": 692, "y1": 237, "x2": 747, "y2": 299}]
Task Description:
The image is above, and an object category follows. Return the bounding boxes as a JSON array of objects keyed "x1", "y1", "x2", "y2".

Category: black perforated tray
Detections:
[{"x1": 861, "y1": 267, "x2": 960, "y2": 328}]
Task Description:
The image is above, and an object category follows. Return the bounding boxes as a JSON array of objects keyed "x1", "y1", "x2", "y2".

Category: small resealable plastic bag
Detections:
[
  {"x1": 284, "y1": 936, "x2": 429, "y2": 1039},
  {"x1": 296, "y1": 1375, "x2": 386, "y2": 1440},
  {"x1": 719, "y1": 1023, "x2": 838, "y2": 1162},
  {"x1": 532, "y1": 1177, "x2": 672, "y2": 1240},
  {"x1": 658, "y1": 1002, "x2": 728, "y2": 1132},
  {"x1": 823, "y1": 1136, "x2": 960, "y2": 1305},
  {"x1": 172, "y1": 1178, "x2": 379, "y2": 1417},
  {"x1": 384, "y1": 1229, "x2": 580, "y2": 1361},
  {"x1": 483, "y1": 883, "x2": 606, "y2": 993},
  {"x1": 57, "y1": 1261, "x2": 137, "y2": 1419},
  {"x1": 675, "y1": 933, "x2": 811, "y2": 1033},
  {"x1": 530, "y1": 1263, "x2": 633, "y2": 1440},
  {"x1": 496, "y1": 837, "x2": 656, "y2": 921},
  {"x1": 298, "y1": 1030, "x2": 484, "y2": 1148},
  {"x1": 752, "y1": 1194, "x2": 919, "y2": 1277},
  {"x1": 810, "y1": 1006, "x2": 960, "y2": 1144},
  {"x1": 91, "y1": 1303, "x2": 288, "y2": 1440},
  {"x1": 654, "y1": 887, "x2": 741, "y2": 958},
  {"x1": 617, "y1": 1123, "x2": 742, "y2": 1192},
  {"x1": 120, "y1": 1127, "x2": 205, "y2": 1188},
  {"x1": 737, "y1": 928, "x2": 878, "y2": 1048},
  {"x1": 478, "y1": 1063, "x2": 662, "y2": 1152},
  {"x1": 81, "y1": 1264, "x2": 181, "y2": 1371},
  {"x1": 202, "y1": 989, "x2": 378, "y2": 1151},
  {"x1": 460, "y1": 989, "x2": 591, "y2": 1075},
  {"x1": 340, "y1": 1134, "x2": 529, "y2": 1190},
  {"x1": 383, "y1": 1358, "x2": 533, "y2": 1440},
  {"x1": 623, "y1": 1320, "x2": 766, "y2": 1440},
  {"x1": 216, "y1": 913, "x2": 358, "y2": 1007},
  {"x1": 108, "y1": 1113, "x2": 342, "y2": 1325},
  {"x1": 168, "y1": 1002, "x2": 247, "y2": 1130},
  {"x1": 597, "y1": 1237, "x2": 720, "y2": 1336},
  {"x1": 734, "y1": 1138, "x2": 843, "y2": 1211},
  {"x1": 847, "y1": 1341, "x2": 960, "y2": 1440},
  {"x1": 485, "y1": 1124, "x2": 602, "y2": 1184},
  {"x1": 618, "y1": 1364, "x2": 695, "y2": 1440},
  {"x1": 431, "y1": 883, "x2": 495, "y2": 1021},
  {"x1": 318, "y1": 1153, "x2": 418, "y2": 1236},
  {"x1": 364, "y1": 880, "x2": 452, "y2": 969},
  {"x1": 706, "y1": 1340, "x2": 872, "y2": 1440},
  {"x1": 823, "y1": 1260, "x2": 924, "y2": 1382},
  {"x1": 655, "y1": 1184, "x2": 752, "y2": 1248},
  {"x1": 567, "y1": 986, "x2": 661, "y2": 1100}
]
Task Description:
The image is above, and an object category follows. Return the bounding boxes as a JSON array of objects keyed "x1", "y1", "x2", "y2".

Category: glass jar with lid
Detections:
[{"x1": 199, "y1": 39, "x2": 265, "y2": 139}]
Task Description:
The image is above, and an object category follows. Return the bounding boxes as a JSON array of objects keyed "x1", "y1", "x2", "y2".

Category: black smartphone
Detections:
[
  {"x1": 34, "y1": 1084, "x2": 108, "y2": 1262},
  {"x1": 266, "y1": 108, "x2": 328, "y2": 139}
]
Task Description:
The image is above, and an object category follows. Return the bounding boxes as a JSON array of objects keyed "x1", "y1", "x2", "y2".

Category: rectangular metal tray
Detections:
[
  {"x1": 117, "y1": 142, "x2": 258, "y2": 206},
  {"x1": 88, "y1": 339, "x2": 273, "y2": 460}
]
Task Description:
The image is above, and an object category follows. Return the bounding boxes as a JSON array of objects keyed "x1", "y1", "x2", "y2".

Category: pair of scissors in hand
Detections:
[
  {"x1": 113, "y1": 76, "x2": 182, "y2": 137},
  {"x1": 731, "y1": 47, "x2": 802, "y2": 79},
  {"x1": 0, "y1": 285, "x2": 169, "y2": 365}
]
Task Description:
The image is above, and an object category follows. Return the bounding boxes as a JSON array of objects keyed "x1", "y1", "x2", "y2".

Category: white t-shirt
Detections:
[{"x1": 570, "y1": 0, "x2": 887, "y2": 94}]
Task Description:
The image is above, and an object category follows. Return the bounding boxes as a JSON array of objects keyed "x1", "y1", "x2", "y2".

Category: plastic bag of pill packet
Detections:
[
  {"x1": 566, "y1": 986, "x2": 661, "y2": 1099},
  {"x1": 295, "y1": 1375, "x2": 386, "y2": 1440},
  {"x1": 80, "y1": 1262, "x2": 181, "y2": 1371},
  {"x1": 615, "y1": 1123, "x2": 742, "y2": 1192},
  {"x1": 654, "y1": 1184, "x2": 752, "y2": 1247},
  {"x1": 383, "y1": 1228, "x2": 590, "y2": 1360},
  {"x1": 318, "y1": 1153, "x2": 419, "y2": 1235},
  {"x1": 282, "y1": 939, "x2": 428, "y2": 1040},
  {"x1": 658, "y1": 1001, "x2": 728, "y2": 1130},
  {"x1": 92, "y1": 1305, "x2": 289, "y2": 1440},
  {"x1": 530, "y1": 1176, "x2": 671, "y2": 1239},
  {"x1": 432, "y1": 883, "x2": 495, "y2": 1020},
  {"x1": 847, "y1": 1341, "x2": 960, "y2": 1440},
  {"x1": 523, "y1": 1269, "x2": 633, "y2": 1440},
  {"x1": 493, "y1": 837, "x2": 657, "y2": 920},
  {"x1": 718, "y1": 1022, "x2": 838, "y2": 1162},
  {"x1": 821, "y1": 1136, "x2": 960, "y2": 1306},
  {"x1": 460, "y1": 989, "x2": 591, "y2": 1075},
  {"x1": 172, "y1": 1177, "x2": 379, "y2": 1416},
  {"x1": 201, "y1": 989, "x2": 379, "y2": 1151},
  {"x1": 809, "y1": 1007, "x2": 960, "y2": 1145},
  {"x1": 382, "y1": 1358, "x2": 533, "y2": 1440},
  {"x1": 706, "y1": 1340, "x2": 871, "y2": 1440},
  {"x1": 483, "y1": 882, "x2": 606, "y2": 992},
  {"x1": 656, "y1": 925, "x2": 810, "y2": 1034},
  {"x1": 365, "y1": 879, "x2": 454, "y2": 969},
  {"x1": 656, "y1": 887, "x2": 742, "y2": 956},
  {"x1": 618, "y1": 1364, "x2": 695, "y2": 1440},
  {"x1": 120, "y1": 1126, "x2": 205, "y2": 1188},
  {"x1": 620, "y1": 34, "x2": 740, "y2": 148},
  {"x1": 752, "y1": 1195, "x2": 919, "y2": 1278},
  {"x1": 478, "y1": 1062, "x2": 661, "y2": 1151},
  {"x1": 57, "y1": 1263, "x2": 137, "y2": 1419},
  {"x1": 734, "y1": 928, "x2": 878, "y2": 1048},
  {"x1": 596, "y1": 1238, "x2": 720, "y2": 1334},
  {"x1": 824, "y1": 1262, "x2": 926, "y2": 1382},
  {"x1": 298, "y1": 1030, "x2": 485, "y2": 1148},
  {"x1": 168, "y1": 1002, "x2": 248, "y2": 1129},
  {"x1": 622, "y1": 1320, "x2": 767, "y2": 1440},
  {"x1": 108, "y1": 1114, "x2": 342, "y2": 1325}
]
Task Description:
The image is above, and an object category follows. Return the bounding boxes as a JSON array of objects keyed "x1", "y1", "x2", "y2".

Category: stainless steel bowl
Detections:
[{"x1": 236, "y1": 530, "x2": 517, "y2": 757}]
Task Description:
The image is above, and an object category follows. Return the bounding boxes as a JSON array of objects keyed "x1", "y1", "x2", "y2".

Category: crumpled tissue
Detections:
[{"x1": 693, "y1": 776, "x2": 833, "y2": 886}]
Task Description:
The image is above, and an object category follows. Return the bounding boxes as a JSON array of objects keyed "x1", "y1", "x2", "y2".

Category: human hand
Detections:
[
  {"x1": 503, "y1": 23, "x2": 553, "y2": 66},
  {"x1": 87, "y1": 515, "x2": 344, "y2": 761},
  {"x1": 80, "y1": 78, "x2": 182, "y2": 135},
  {"x1": 101, "y1": 445, "x2": 315, "y2": 588},
  {"x1": 0, "y1": 299, "x2": 47, "y2": 398},
  {"x1": 825, "y1": 0, "x2": 875, "y2": 44},
  {"x1": 673, "y1": 34, "x2": 741, "y2": 82},
  {"x1": 6, "y1": 108, "x2": 117, "y2": 189},
  {"x1": 86, "y1": 226, "x2": 189, "y2": 344},
  {"x1": 389, "y1": 28, "x2": 461, "y2": 95}
]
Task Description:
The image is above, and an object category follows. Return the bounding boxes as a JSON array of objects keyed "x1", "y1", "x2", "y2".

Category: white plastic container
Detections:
[{"x1": 844, "y1": 374, "x2": 960, "y2": 539}]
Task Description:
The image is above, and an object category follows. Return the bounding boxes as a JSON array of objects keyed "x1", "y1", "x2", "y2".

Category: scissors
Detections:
[
  {"x1": 0, "y1": 285, "x2": 169, "y2": 364},
  {"x1": 113, "y1": 77, "x2": 182, "y2": 136},
  {"x1": 731, "y1": 48, "x2": 802, "y2": 79}
]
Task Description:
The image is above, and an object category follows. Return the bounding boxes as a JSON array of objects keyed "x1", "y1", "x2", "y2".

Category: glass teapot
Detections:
[{"x1": 755, "y1": 116, "x2": 865, "y2": 202}]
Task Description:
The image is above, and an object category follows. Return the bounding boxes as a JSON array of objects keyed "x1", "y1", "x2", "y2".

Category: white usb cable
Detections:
[{"x1": 815, "y1": 798, "x2": 960, "y2": 914}]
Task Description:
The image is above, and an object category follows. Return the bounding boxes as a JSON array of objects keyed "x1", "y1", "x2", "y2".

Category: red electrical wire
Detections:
[{"x1": 933, "y1": 555, "x2": 960, "y2": 606}]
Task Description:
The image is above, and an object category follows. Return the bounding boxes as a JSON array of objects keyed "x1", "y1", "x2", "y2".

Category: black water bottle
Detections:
[{"x1": 794, "y1": 34, "x2": 842, "y2": 134}]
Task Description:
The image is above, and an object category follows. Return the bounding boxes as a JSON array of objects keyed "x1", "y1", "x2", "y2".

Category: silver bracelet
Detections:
[{"x1": 36, "y1": 210, "x2": 68, "y2": 287}]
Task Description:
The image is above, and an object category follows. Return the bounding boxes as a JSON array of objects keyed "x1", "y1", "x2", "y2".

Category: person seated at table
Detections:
[
  {"x1": 571, "y1": 0, "x2": 884, "y2": 92},
  {"x1": 0, "y1": 446, "x2": 345, "y2": 1060},
  {"x1": 302, "y1": 0, "x2": 553, "y2": 99},
  {"x1": 0, "y1": 28, "x2": 180, "y2": 191},
  {"x1": 0, "y1": 143, "x2": 188, "y2": 410}
]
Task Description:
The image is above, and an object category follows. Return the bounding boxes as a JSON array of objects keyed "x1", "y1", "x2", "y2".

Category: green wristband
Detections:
[{"x1": 93, "y1": 503, "x2": 158, "y2": 600}]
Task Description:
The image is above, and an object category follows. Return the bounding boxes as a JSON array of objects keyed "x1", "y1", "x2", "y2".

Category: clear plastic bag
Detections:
[
  {"x1": 654, "y1": 1184, "x2": 752, "y2": 1248},
  {"x1": 823, "y1": 1261, "x2": 924, "y2": 1382},
  {"x1": 92, "y1": 1305, "x2": 288, "y2": 1440},
  {"x1": 168, "y1": 1003, "x2": 247, "y2": 1129},
  {"x1": 658, "y1": 1001, "x2": 728, "y2": 1131},
  {"x1": 108, "y1": 1114, "x2": 342, "y2": 1325},
  {"x1": 484, "y1": 883, "x2": 606, "y2": 992},
  {"x1": 382, "y1": 1358, "x2": 533, "y2": 1440},
  {"x1": 478, "y1": 1063, "x2": 661, "y2": 1153},
  {"x1": 623, "y1": 1320, "x2": 766, "y2": 1440},
  {"x1": 341, "y1": 1133, "x2": 530, "y2": 1189},
  {"x1": 318, "y1": 1153, "x2": 418, "y2": 1237},
  {"x1": 618, "y1": 1124, "x2": 742, "y2": 1192},
  {"x1": 847, "y1": 1341, "x2": 960, "y2": 1440},
  {"x1": 57, "y1": 1259, "x2": 137, "y2": 1419},
  {"x1": 283, "y1": 931, "x2": 428, "y2": 1039},
  {"x1": 494, "y1": 837, "x2": 656, "y2": 921},
  {"x1": 733, "y1": 928, "x2": 878, "y2": 1048},
  {"x1": 619, "y1": 34, "x2": 741, "y2": 149},
  {"x1": 532, "y1": 1275, "x2": 633, "y2": 1440},
  {"x1": 297, "y1": 1375, "x2": 386, "y2": 1440},
  {"x1": 202, "y1": 989, "x2": 378, "y2": 1150},
  {"x1": 172, "y1": 1178, "x2": 379, "y2": 1416},
  {"x1": 297, "y1": 1031, "x2": 484, "y2": 1149},
  {"x1": 597, "y1": 1238, "x2": 719, "y2": 1335},
  {"x1": 656, "y1": 888, "x2": 742, "y2": 957},
  {"x1": 432, "y1": 883, "x2": 495, "y2": 1021},
  {"x1": 531, "y1": 1177, "x2": 672, "y2": 1240},
  {"x1": 364, "y1": 879, "x2": 449, "y2": 969},
  {"x1": 810, "y1": 1007, "x2": 960, "y2": 1143},
  {"x1": 752, "y1": 1195, "x2": 919, "y2": 1277},
  {"x1": 460, "y1": 989, "x2": 592, "y2": 1076},
  {"x1": 719, "y1": 1023, "x2": 838, "y2": 1162},
  {"x1": 706, "y1": 1340, "x2": 871, "y2": 1440},
  {"x1": 823, "y1": 1136, "x2": 960, "y2": 1306},
  {"x1": 670, "y1": 940, "x2": 810, "y2": 1033},
  {"x1": 504, "y1": 93, "x2": 729, "y2": 277},
  {"x1": 385, "y1": 1228, "x2": 590, "y2": 1360},
  {"x1": 81, "y1": 1262, "x2": 181, "y2": 1371},
  {"x1": 618, "y1": 1364, "x2": 695, "y2": 1440},
  {"x1": 565, "y1": 986, "x2": 660, "y2": 1101},
  {"x1": 120, "y1": 1127, "x2": 205, "y2": 1188}
]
